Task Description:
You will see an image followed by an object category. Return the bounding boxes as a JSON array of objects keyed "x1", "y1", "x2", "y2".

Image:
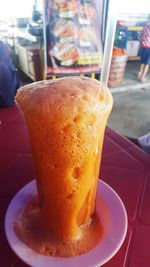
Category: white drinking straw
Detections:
[{"x1": 100, "y1": 0, "x2": 117, "y2": 85}]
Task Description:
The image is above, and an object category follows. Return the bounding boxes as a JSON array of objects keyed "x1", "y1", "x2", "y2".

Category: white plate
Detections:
[{"x1": 5, "y1": 180, "x2": 127, "y2": 267}]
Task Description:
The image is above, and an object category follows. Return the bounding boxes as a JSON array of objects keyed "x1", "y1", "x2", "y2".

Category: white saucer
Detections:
[{"x1": 5, "y1": 180, "x2": 127, "y2": 267}]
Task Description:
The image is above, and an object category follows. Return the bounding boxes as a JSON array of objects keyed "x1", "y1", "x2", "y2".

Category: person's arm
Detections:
[
  {"x1": 0, "y1": 64, "x2": 19, "y2": 108},
  {"x1": 139, "y1": 27, "x2": 145, "y2": 42},
  {"x1": 138, "y1": 133, "x2": 150, "y2": 155}
]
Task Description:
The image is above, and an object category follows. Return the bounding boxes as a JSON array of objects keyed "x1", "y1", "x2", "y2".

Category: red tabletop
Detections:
[{"x1": 0, "y1": 105, "x2": 150, "y2": 267}]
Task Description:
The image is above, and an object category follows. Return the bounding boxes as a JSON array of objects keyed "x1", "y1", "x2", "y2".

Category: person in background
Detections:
[
  {"x1": 0, "y1": 41, "x2": 20, "y2": 108},
  {"x1": 138, "y1": 15, "x2": 150, "y2": 83}
]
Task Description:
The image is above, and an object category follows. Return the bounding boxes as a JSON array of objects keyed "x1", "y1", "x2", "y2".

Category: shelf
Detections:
[
  {"x1": 128, "y1": 56, "x2": 140, "y2": 61},
  {"x1": 7, "y1": 27, "x2": 42, "y2": 43},
  {"x1": 128, "y1": 26, "x2": 143, "y2": 31}
]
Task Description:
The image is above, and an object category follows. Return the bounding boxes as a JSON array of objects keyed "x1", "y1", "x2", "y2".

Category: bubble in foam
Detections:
[
  {"x1": 66, "y1": 193, "x2": 73, "y2": 199},
  {"x1": 72, "y1": 167, "x2": 81, "y2": 180},
  {"x1": 61, "y1": 124, "x2": 71, "y2": 134},
  {"x1": 73, "y1": 116, "x2": 81, "y2": 123}
]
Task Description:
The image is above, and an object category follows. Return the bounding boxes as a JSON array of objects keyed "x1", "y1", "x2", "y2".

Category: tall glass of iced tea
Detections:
[{"x1": 16, "y1": 77, "x2": 113, "y2": 256}]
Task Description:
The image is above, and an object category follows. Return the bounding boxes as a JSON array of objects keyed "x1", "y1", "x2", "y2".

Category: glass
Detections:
[{"x1": 16, "y1": 77, "x2": 113, "y2": 245}]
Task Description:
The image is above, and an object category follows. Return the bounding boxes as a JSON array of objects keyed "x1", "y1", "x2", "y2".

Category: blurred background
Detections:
[{"x1": 0, "y1": 0, "x2": 150, "y2": 138}]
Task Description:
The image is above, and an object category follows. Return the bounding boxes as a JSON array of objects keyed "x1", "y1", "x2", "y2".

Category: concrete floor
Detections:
[
  {"x1": 108, "y1": 87, "x2": 150, "y2": 138},
  {"x1": 108, "y1": 62, "x2": 150, "y2": 138}
]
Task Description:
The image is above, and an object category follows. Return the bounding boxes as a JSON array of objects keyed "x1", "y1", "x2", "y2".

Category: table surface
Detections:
[{"x1": 0, "y1": 105, "x2": 150, "y2": 267}]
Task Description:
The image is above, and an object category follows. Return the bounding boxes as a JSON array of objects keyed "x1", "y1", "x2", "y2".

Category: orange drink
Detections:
[{"x1": 16, "y1": 77, "x2": 113, "y2": 255}]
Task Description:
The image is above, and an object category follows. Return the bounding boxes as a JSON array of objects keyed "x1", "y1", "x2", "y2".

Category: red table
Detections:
[{"x1": 0, "y1": 105, "x2": 150, "y2": 267}]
